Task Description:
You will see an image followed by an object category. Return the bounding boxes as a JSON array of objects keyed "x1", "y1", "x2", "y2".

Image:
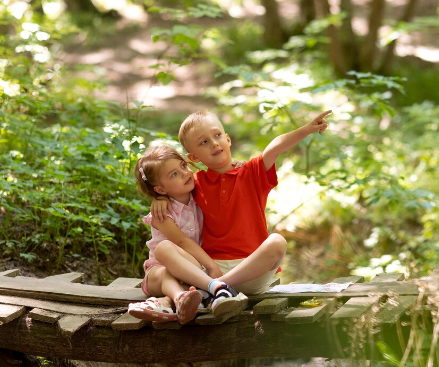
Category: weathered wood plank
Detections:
[
  {"x1": 284, "y1": 298, "x2": 337, "y2": 324},
  {"x1": 92, "y1": 314, "x2": 119, "y2": 327},
  {"x1": 107, "y1": 277, "x2": 142, "y2": 288},
  {"x1": 58, "y1": 315, "x2": 90, "y2": 337},
  {"x1": 271, "y1": 307, "x2": 296, "y2": 322},
  {"x1": 375, "y1": 296, "x2": 418, "y2": 324},
  {"x1": 250, "y1": 281, "x2": 419, "y2": 301},
  {"x1": 44, "y1": 272, "x2": 84, "y2": 283},
  {"x1": 331, "y1": 296, "x2": 380, "y2": 319},
  {"x1": 331, "y1": 276, "x2": 364, "y2": 284},
  {"x1": 370, "y1": 273, "x2": 405, "y2": 283},
  {"x1": 0, "y1": 275, "x2": 145, "y2": 306},
  {"x1": 253, "y1": 298, "x2": 288, "y2": 315},
  {"x1": 0, "y1": 295, "x2": 124, "y2": 315},
  {"x1": 111, "y1": 312, "x2": 149, "y2": 330},
  {"x1": 0, "y1": 304, "x2": 26, "y2": 324},
  {"x1": 152, "y1": 320, "x2": 182, "y2": 330},
  {"x1": 0, "y1": 269, "x2": 20, "y2": 277},
  {"x1": 29, "y1": 308, "x2": 61, "y2": 324}
]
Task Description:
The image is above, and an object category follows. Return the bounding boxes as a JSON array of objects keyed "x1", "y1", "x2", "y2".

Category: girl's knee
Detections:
[{"x1": 154, "y1": 240, "x2": 174, "y2": 261}]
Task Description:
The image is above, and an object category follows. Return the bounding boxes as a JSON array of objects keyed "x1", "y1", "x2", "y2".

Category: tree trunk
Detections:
[
  {"x1": 261, "y1": 0, "x2": 286, "y2": 48},
  {"x1": 359, "y1": 0, "x2": 386, "y2": 72},
  {"x1": 339, "y1": 0, "x2": 358, "y2": 71},
  {"x1": 64, "y1": 0, "x2": 100, "y2": 14},
  {"x1": 294, "y1": 0, "x2": 317, "y2": 33},
  {"x1": 316, "y1": 0, "x2": 348, "y2": 77},
  {"x1": 379, "y1": 0, "x2": 418, "y2": 75}
]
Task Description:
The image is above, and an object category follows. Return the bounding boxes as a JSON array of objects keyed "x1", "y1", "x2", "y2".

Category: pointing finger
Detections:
[{"x1": 314, "y1": 110, "x2": 332, "y2": 122}]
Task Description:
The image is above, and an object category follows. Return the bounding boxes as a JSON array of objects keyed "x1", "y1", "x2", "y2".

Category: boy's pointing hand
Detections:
[{"x1": 308, "y1": 110, "x2": 332, "y2": 135}]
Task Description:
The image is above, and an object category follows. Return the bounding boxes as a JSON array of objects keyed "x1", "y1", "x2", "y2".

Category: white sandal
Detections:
[{"x1": 128, "y1": 297, "x2": 177, "y2": 322}]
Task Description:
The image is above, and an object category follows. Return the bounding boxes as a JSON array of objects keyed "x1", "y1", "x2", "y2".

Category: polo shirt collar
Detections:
[{"x1": 206, "y1": 167, "x2": 240, "y2": 182}]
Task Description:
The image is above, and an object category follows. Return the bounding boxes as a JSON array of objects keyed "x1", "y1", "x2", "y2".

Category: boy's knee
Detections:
[{"x1": 268, "y1": 233, "x2": 287, "y2": 256}]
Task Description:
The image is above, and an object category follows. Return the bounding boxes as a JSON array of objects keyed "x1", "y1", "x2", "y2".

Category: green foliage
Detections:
[
  {"x1": 0, "y1": 4, "x2": 174, "y2": 280},
  {"x1": 1, "y1": 0, "x2": 439, "y2": 288}
]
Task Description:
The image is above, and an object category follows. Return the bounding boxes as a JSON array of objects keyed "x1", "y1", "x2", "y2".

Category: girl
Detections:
[{"x1": 128, "y1": 146, "x2": 246, "y2": 324}]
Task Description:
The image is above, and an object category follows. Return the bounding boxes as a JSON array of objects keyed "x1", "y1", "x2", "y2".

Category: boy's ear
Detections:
[
  {"x1": 153, "y1": 186, "x2": 167, "y2": 195},
  {"x1": 226, "y1": 133, "x2": 232, "y2": 146},
  {"x1": 187, "y1": 152, "x2": 200, "y2": 163}
]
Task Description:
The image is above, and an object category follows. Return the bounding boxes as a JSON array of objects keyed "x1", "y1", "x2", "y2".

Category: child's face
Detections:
[
  {"x1": 185, "y1": 118, "x2": 232, "y2": 171},
  {"x1": 154, "y1": 159, "x2": 195, "y2": 199}
]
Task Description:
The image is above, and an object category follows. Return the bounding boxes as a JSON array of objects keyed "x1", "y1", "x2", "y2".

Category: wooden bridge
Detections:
[{"x1": 0, "y1": 266, "x2": 438, "y2": 365}]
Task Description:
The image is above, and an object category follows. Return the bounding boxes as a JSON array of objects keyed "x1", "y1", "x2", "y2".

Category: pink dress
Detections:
[{"x1": 141, "y1": 194, "x2": 203, "y2": 295}]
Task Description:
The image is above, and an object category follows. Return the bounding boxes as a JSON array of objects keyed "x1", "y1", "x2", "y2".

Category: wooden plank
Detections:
[
  {"x1": 271, "y1": 307, "x2": 296, "y2": 322},
  {"x1": 152, "y1": 320, "x2": 182, "y2": 330},
  {"x1": 0, "y1": 275, "x2": 145, "y2": 306},
  {"x1": 92, "y1": 314, "x2": 119, "y2": 327},
  {"x1": 284, "y1": 298, "x2": 337, "y2": 324},
  {"x1": 111, "y1": 312, "x2": 149, "y2": 330},
  {"x1": 0, "y1": 295, "x2": 124, "y2": 315},
  {"x1": 28, "y1": 308, "x2": 61, "y2": 324},
  {"x1": 58, "y1": 315, "x2": 90, "y2": 337},
  {"x1": 107, "y1": 277, "x2": 143, "y2": 288},
  {"x1": 375, "y1": 296, "x2": 418, "y2": 324},
  {"x1": 0, "y1": 269, "x2": 20, "y2": 277},
  {"x1": 331, "y1": 276, "x2": 364, "y2": 284},
  {"x1": 44, "y1": 272, "x2": 84, "y2": 283},
  {"x1": 250, "y1": 281, "x2": 419, "y2": 301},
  {"x1": 370, "y1": 273, "x2": 405, "y2": 283},
  {"x1": 253, "y1": 298, "x2": 288, "y2": 315},
  {"x1": 331, "y1": 296, "x2": 380, "y2": 320},
  {"x1": 195, "y1": 312, "x2": 236, "y2": 325},
  {"x1": 91, "y1": 314, "x2": 120, "y2": 327},
  {"x1": 0, "y1": 304, "x2": 26, "y2": 325}
]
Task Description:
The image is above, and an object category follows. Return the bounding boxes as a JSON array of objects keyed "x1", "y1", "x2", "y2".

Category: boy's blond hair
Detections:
[{"x1": 178, "y1": 110, "x2": 222, "y2": 152}]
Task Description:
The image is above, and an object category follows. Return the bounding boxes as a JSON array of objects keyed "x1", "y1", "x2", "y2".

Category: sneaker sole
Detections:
[{"x1": 212, "y1": 292, "x2": 248, "y2": 317}]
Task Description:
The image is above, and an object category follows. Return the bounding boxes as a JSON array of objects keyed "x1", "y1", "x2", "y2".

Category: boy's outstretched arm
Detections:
[{"x1": 262, "y1": 110, "x2": 331, "y2": 171}]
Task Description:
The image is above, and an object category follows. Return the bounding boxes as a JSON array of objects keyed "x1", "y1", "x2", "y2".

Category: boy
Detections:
[{"x1": 153, "y1": 109, "x2": 331, "y2": 295}]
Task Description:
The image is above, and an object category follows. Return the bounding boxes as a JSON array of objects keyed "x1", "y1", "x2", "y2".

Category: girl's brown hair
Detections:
[{"x1": 134, "y1": 145, "x2": 189, "y2": 199}]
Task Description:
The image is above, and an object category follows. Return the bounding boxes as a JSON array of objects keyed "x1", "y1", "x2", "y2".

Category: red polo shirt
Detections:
[{"x1": 193, "y1": 155, "x2": 278, "y2": 260}]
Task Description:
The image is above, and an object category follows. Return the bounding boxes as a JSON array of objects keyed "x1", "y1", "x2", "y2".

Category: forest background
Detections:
[{"x1": 1, "y1": 0, "x2": 439, "y2": 289}]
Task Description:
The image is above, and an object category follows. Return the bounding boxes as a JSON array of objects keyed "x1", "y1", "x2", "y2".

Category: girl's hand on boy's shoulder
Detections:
[
  {"x1": 232, "y1": 160, "x2": 246, "y2": 168},
  {"x1": 150, "y1": 197, "x2": 171, "y2": 221}
]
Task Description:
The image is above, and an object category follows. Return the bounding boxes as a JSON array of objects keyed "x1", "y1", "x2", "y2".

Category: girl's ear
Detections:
[
  {"x1": 153, "y1": 186, "x2": 167, "y2": 195},
  {"x1": 187, "y1": 152, "x2": 200, "y2": 163}
]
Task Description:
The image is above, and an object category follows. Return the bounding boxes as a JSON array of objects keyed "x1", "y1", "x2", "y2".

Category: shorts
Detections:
[
  {"x1": 141, "y1": 259, "x2": 162, "y2": 296},
  {"x1": 214, "y1": 258, "x2": 277, "y2": 295}
]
